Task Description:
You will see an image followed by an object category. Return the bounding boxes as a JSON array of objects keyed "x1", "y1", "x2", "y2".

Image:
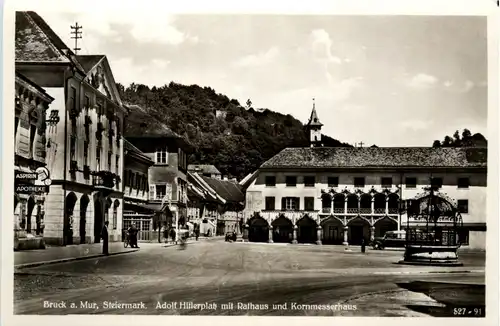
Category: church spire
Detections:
[
  {"x1": 307, "y1": 98, "x2": 323, "y2": 127},
  {"x1": 307, "y1": 98, "x2": 323, "y2": 147}
]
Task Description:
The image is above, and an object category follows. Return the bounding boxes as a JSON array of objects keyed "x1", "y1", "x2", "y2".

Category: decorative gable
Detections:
[{"x1": 82, "y1": 57, "x2": 122, "y2": 106}]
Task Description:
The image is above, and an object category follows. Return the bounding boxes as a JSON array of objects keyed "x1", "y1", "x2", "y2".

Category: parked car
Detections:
[{"x1": 371, "y1": 230, "x2": 406, "y2": 249}]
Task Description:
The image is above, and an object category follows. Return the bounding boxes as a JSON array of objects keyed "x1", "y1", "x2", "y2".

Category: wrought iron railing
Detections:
[
  {"x1": 374, "y1": 208, "x2": 385, "y2": 214},
  {"x1": 388, "y1": 208, "x2": 399, "y2": 214},
  {"x1": 346, "y1": 208, "x2": 359, "y2": 214},
  {"x1": 322, "y1": 207, "x2": 331, "y2": 214},
  {"x1": 406, "y1": 229, "x2": 459, "y2": 246},
  {"x1": 359, "y1": 208, "x2": 371, "y2": 214},
  {"x1": 333, "y1": 208, "x2": 344, "y2": 214}
]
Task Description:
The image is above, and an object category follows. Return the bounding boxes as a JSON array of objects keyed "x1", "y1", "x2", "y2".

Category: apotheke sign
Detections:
[{"x1": 15, "y1": 167, "x2": 52, "y2": 194}]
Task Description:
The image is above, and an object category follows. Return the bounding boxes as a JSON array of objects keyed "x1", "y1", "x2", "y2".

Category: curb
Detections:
[
  {"x1": 14, "y1": 249, "x2": 139, "y2": 269},
  {"x1": 372, "y1": 269, "x2": 484, "y2": 275}
]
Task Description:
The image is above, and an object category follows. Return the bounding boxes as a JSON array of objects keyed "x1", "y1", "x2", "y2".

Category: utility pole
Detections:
[{"x1": 70, "y1": 22, "x2": 82, "y2": 54}]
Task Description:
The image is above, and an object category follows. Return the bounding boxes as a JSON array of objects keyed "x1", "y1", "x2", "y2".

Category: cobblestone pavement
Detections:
[{"x1": 14, "y1": 241, "x2": 485, "y2": 316}]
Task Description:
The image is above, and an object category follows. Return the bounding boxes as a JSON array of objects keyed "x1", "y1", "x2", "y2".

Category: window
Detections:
[
  {"x1": 304, "y1": 176, "x2": 315, "y2": 187},
  {"x1": 458, "y1": 229, "x2": 469, "y2": 245},
  {"x1": 115, "y1": 155, "x2": 119, "y2": 173},
  {"x1": 286, "y1": 176, "x2": 297, "y2": 187},
  {"x1": 431, "y1": 177, "x2": 443, "y2": 189},
  {"x1": 155, "y1": 185, "x2": 166, "y2": 200},
  {"x1": 265, "y1": 197, "x2": 275, "y2": 210},
  {"x1": 265, "y1": 176, "x2": 276, "y2": 187},
  {"x1": 405, "y1": 177, "x2": 417, "y2": 188},
  {"x1": 124, "y1": 170, "x2": 129, "y2": 186},
  {"x1": 328, "y1": 177, "x2": 339, "y2": 187},
  {"x1": 69, "y1": 87, "x2": 76, "y2": 113},
  {"x1": 457, "y1": 200, "x2": 469, "y2": 214},
  {"x1": 113, "y1": 207, "x2": 117, "y2": 230},
  {"x1": 304, "y1": 197, "x2": 315, "y2": 211},
  {"x1": 458, "y1": 177, "x2": 470, "y2": 189},
  {"x1": 156, "y1": 149, "x2": 168, "y2": 164},
  {"x1": 381, "y1": 177, "x2": 392, "y2": 188},
  {"x1": 29, "y1": 125, "x2": 37, "y2": 157},
  {"x1": 83, "y1": 141, "x2": 89, "y2": 165},
  {"x1": 354, "y1": 177, "x2": 365, "y2": 188},
  {"x1": 108, "y1": 151, "x2": 112, "y2": 171},
  {"x1": 282, "y1": 197, "x2": 299, "y2": 211},
  {"x1": 85, "y1": 95, "x2": 90, "y2": 110},
  {"x1": 15, "y1": 117, "x2": 19, "y2": 141}
]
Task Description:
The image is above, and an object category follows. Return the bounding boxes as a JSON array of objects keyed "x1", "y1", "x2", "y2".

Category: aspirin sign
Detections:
[{"x1": 15, "y1": 167, "x2": 52, "y2": 194}]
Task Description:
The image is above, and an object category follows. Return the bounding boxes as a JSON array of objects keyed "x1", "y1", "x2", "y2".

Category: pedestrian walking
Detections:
[
  {"x1": 361, "y1": 237, "x2": 366, "y2": 253},
  {"x1": 101, "y1": 221, "x2": 109, "y2": 255},
  {"x1": 128, "y1": 223, "x2": 139, "y2": 248}
]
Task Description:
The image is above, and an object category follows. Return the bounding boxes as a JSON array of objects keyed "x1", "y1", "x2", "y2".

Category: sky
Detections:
[{"x1": 35, "y1": 10, "x2": 488, "y2": 147}]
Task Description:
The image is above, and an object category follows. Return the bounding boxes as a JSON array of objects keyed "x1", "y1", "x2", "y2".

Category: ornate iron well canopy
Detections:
[{"x1": 399, "y1": 186, "x2": 464, "y2": 266}]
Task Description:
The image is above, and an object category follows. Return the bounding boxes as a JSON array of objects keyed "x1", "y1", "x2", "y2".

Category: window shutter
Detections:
[
  {"x1": 149, "y1": 185, "x2": 155, "y2": 200},
  {"x1": 281, "y1": 197, "x2": 286, "y2": 211}
]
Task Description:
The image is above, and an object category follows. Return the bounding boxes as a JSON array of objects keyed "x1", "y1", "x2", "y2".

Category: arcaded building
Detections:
[
  {"x1": 15, "y1": 11, "x2": 126, "y2": 246},
  {"x1": 243, "y1": 105, "x2": 487, "y2": 249}
]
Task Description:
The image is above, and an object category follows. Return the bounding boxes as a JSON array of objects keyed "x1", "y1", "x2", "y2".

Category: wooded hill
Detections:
[{"x1": 118, "y1": 82, "x2": 352, "y2": 180}]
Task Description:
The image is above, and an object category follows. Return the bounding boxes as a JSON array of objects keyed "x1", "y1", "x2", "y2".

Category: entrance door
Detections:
[
  {"x1": 94, "y1": 200, "x2": 102, "y2": 243},
  {"x1": 350, "y1": 226, "x2": 363, "y2": 245}
]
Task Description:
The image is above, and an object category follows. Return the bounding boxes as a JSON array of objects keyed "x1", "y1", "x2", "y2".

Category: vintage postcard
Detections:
[{"x1": 2, "y1": 0, "x2": 498, "y2": 325}]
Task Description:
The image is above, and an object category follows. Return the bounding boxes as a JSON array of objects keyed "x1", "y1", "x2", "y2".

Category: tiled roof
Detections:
[
  {"x1": 15, "y1": 11, "x2": 69, "y2": 62},
  {"x1": 123, "y1": 139, "x2": 154, "y2": 164},
  {"x1": 188, "y1": 164, "x2": 221, "y2": 175},
  {"x1": 124, "y1": 104, "x2": 182, "y2": 139},
  {"x1": 16, "y1": 12, "x2": 86, "y2": 72},
  {"x1": 200, "y1": 176, "x2": 245, "y2": 204},
  {"x1": 261, "y1": 147, "x2": 487, "y2": 169}
]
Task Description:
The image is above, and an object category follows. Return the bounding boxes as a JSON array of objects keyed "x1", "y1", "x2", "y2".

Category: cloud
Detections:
[
  {"x1": 310, "y1": 29, "x2": 342, "y2": 64},
  {"x1": 399, "y1": 119, "x2": 431, "y2": 131},
  {"x1": 443, "y1": 80, "x2": 476, "y2": 93},
  {"x1": 233, "y1": 47, "x2": 279, "y2": 67},
  {"x1": 407, "y1": 73, "x2": 438, "y2": 89},
  {"x1": 151, "y1": 59, "x2": 171, "y2": 69},
  {"x1": 38, "y1": 10, "x2": 196, "y2": 46}
]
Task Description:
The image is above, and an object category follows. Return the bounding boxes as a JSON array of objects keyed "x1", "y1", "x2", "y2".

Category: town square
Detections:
[{"x1": 8, "y1": 4, "x2": 492, "y2": 320}]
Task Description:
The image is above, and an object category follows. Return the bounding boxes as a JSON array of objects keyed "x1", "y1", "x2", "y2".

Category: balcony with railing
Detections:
[{"x1": 259, "y1": 210, "x2": 319, "y2": 224}]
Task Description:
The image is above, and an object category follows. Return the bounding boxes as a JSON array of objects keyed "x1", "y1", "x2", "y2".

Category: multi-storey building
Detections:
[
  {"x1": 187, "y1": 171, "x2": 245, "y2": 235},
  {"x1": 14, "y1": 72, "x2": 54, "y2": 250},
  {"x1": 15, "y1": 11, "x2": 126, "y2": 245},
  {"x1": 243, "y1": 105, "x2": 487, "y2": 249},
  {"x1": 126, "y1": 129, "x2": 192, "y2": 230},
  {"x1": 122, "y1": 139, "x2": 156, "y2": 241}
]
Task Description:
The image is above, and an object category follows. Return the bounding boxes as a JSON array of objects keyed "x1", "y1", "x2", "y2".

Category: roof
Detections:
[
  {"x1": 15, "y1": 11, "x2": 69, "y2": 62},
  {"x1": 261, "y1": 147, "x2": 487, "y2": 169},
  {"x1": 16, "y1": 12, "x2": 85, "y2": 72},
  {"x1": 75, "y1": 55, "x2": 105, "y2": 73},
  {"x1": 188, "y1": 164, "x2": 221, "y2": 175},
  {"x1": 124, "y1": 103, "x2": 183, "y2": 139},
  {"x1": 124, "y1": 139, "x2": 154, "y2": 165},
  {"x1": 200, "y1": 176, "x2": 245, "y2": 203},
  {"x1": 15, "y1": 71, "x2": 54, "y2": 101}
]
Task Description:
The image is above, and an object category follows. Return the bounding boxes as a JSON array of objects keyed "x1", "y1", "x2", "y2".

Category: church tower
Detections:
[{"x1": 306, "y1": 98, "x2": 323, "y2": 147}]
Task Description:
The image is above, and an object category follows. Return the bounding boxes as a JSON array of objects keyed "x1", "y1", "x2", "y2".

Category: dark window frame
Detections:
[
  {"x1": 304, "y1": 197, "x2": 315, "y2": 211},
  {"x1": 327, "y1": 176, "x2": 339, "y2": 187},
  {"x1": 304, "y1": 176, "x2": 315, "y2": 187},
  {"x1": 457, "y1": 200, "x2": 469, "y2": 214},
  {"x1": 265, "y1": 176, "x2": 276, "y2": 187},
  {"x1": 457, "y1": 177, "x2": 470, "y2": 189},
  {"x1": 405, "y1": 177, "x2": 417, "y2": 188},
  {"x1": 286, "y1": 176, "x2": 297, "y2": 187},
  {"x1": 265, "y1": 196, "x2": 275, "y2": 211},
  {"x1": 431, "y1": 177, "x2": 443, "y2": 189},
  {"x1": 381, "y1": 177, "x2": 393, "y2": 188},
  {"x1": 354, "y1": 177, "x2": 365, "y2": 188}
]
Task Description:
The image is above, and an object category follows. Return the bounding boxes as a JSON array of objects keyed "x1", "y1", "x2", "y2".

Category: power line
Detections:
[{"x1": 70, "y1": 22, "x2": 83, "y2": 54}]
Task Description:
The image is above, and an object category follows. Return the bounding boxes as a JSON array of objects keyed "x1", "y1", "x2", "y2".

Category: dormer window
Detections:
[{"x1": 156, "y1": 148, "x2": 168, "y2": 164}]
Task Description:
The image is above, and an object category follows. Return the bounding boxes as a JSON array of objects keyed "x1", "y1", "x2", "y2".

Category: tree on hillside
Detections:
[
  {"x1": 432, "y1": 128, "x2": 487, "y2": 148},
  {"x1": 118, "y1": 82, "x2": 352, "y2": 179}
]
